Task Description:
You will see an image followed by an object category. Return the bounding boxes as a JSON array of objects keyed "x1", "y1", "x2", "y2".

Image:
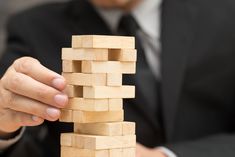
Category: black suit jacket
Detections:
[{"x1": 1, "y1": 0, "x2": 235, "y2": 156}]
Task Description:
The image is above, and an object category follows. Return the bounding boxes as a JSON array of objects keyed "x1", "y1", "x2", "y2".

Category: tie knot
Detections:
[{"x1": 118, "y1": 14, "x2": 140, "y2": 36}]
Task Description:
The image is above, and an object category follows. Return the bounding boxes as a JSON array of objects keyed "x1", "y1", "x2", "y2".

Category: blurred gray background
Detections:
[{"x1": 0, "y1": 0, "x2": 66, "y2": 57}]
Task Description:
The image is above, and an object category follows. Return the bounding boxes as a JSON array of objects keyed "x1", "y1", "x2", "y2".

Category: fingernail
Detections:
[
  {"x1": 46, "y1": 108, "x2": 60, "y2": 118},
  {"x1": 54, "y1": 94, "x2": 68, "y2": 107},
  {"x1": 52, "y1": 78, "x2": 65, "y2": 89},
  {"x1": 32, "y1": 116, "x2": 42, "y2": 122}
]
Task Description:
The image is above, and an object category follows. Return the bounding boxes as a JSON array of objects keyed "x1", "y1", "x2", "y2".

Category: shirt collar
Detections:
[{"x1": 96, "y1": 0, "x2": 162, "y2": 39}]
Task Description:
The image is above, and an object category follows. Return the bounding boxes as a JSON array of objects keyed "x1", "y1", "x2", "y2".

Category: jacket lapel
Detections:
[
  {"x1": 66, "y1": 0, "x2": 112, "y2": 35},
  {"x1": 161, "y1": 0, "x2": 197, "y2": 140}
]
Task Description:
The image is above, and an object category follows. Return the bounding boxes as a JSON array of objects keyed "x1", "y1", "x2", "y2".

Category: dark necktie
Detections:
[
  {"x1": 117, "y1": 14, "x2": 164, "y2": 144},
  {"x1": 117, "y1": 14, "x2": 146, "y2": 62}
]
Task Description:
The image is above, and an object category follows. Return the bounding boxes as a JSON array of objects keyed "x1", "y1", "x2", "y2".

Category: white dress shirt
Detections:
[
  {"x1": 96, "y1": 0, "x2": 177, "y2": 156},
  {"x1": 0, "y1": 1, "x2": 177, "y2": 156},
  {"x1": 97, "y1": 0, "x2": 162, "y2": 78}
]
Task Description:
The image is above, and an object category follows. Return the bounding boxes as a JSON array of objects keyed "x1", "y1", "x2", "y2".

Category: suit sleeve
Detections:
[
  {"x1": 0, "y1": 13, "x2": 36, "y2": 77},
  {"x1": 0, "y1": 14, "x2": 48, "y2": 157},
  {"x1": 166, "y1": 134, "x2": 235, "y2": 157},
  {"x1": 0, "y1": 128, "x2": 25, "y2": 151}
]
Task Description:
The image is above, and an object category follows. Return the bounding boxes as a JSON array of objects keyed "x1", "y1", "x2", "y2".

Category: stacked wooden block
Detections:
[{"x1": 60, "y1": 35, "x2": 137, "y2": 157}]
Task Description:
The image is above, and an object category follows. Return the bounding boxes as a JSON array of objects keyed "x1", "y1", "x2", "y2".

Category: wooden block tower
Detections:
[{"x1": 60, "y1": 35, "x2": 137, "y2": 157}]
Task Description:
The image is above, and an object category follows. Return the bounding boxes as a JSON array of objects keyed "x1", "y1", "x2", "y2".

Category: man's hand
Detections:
[
  {"x1": 0, "y1": 57, "x2": 68, "y2": 135},
  {"x1": 136, "y1": 143, "x2": 167, "y2": 157}
]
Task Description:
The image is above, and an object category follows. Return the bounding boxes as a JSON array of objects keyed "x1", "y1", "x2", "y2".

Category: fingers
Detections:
[
  {"x1": 0, "y1": 57, "x2": 68, "y2": 133},
  {"x1": 2, "y1": 69, "x2": 68, "y2": 108},
  {"x1": 13, "y1": 57, "x2": 66, "y2": 90},
  {"x1": 11, "y1": 110, "x2": 44, "y2": 127},
  {"x1": 6, "y1": 92, "x2": 61, "y2": 121},
  {"x1": 0, "y1": 109, "x2": 44, "y2": 133}
]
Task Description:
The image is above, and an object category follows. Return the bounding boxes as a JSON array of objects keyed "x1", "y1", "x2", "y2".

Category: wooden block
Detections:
[
  {"x1": 62, "y1": 60, "x2": 81, "y2": 72},
  {"x1": 74, "y1": 122, "x2": 135, "y2": 136},
  {"x1": 73, "y1": 110, "x2": 124, "y2": 123},
  {"x1": 109, "y1": 49, "x2": 137, "y2": 62},
  {"x1": 66, "y1": 98, "x2": 123, "y2": 111},
  {"x1": 66, "y1": 98, "x2": 109, "y2": 111},
  {"x1": 122, "y1": 148, "x2": 136, "y2": 157},
  {"x1": 61, "y1": 147, "x2": 135, "y2": 157},
  {"x1": 74, "y1": 122, "x2": 122, "y2": 136},
  {"x1": 62, "y1": 48, "x2": 108, "y2": 61},
  {"x1": 62, "y1": 73, "x2": 107, "y2": 86},
  {"x1": 122, "y1": 122, "x2": 136, "y2": 135},
  {"x1": 83, "y1": 86, "x2": 135, "y2": 98},
  {"x1": 61, "y1": 146, "x2": 109, "y2": 157},
  {"x1": 61, "y1": 132, "x2": 73, "y2": 146},
  {"x1": 109, "y1": 149, "x2": 122, "y2": 157},
  {"x1": 60, "y1": 110, "x2": 124, "y2": 123},
  {"x1": 65, "y1": 85, "x2": 134, "y2": 99},
  {"x1": 63, "y1": 73, "x2": 122, "y2": 86},
  {"x1": 109, "y1": 148, "x2": 136, "y2": 157},
  {"x1": 108, "y1": 74, "x2": 122, "y2": 87},
  {"x1": 61, "y1": 133, "x2": 136, "y2": 150},
  {"x1": 59, "y1": 109, "x2": 73, "y2": 122},
  {"x1": 72, "y1": 35, "x2": 135, "y2": 49},
  {"x1": 107, "y1": 73, "x2": 122, "y2": 86},
  {"x1": 108, "y1": 99, "x2": 123, "y2": 111},
  {"x1": 81, "y1": 61, "x2": 136, "y2": 74},
  {"x1": 64, "y1": 85, "x2": 83, "y2": 97}
]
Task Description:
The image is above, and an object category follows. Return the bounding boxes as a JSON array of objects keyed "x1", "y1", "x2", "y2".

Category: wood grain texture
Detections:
[
  {"x1": 62, "y1": 73, "x2": 107, "y2": 86},
  {"x1": 65, "y1": 98, "x2": 123, "y2": 111},
  {"x1": 64, "y1": 85, "x2": 83, "y2": 97},
  {"x1": 62, "y1": 60, "x2": 81, "y2": 72},
  {"x1": 72, "y1": 35, "x2": 135, "y2": 49},
  {"x1": 62, "y1": 48, "x2": 109, "y2": 61},
  {"x1": 61, "y1": 133, "x2": 136, "y2": 149},
  {"x1": 61, "y1": 147, "x2": 135, "y2": 157},
  {"x1": 83, "y1": 86, "x2": 135, "y2": 98},
  {"x1": 63, "y1": 72, "x2": 122, "y2": 86},
  {"x1": 59, "y1": 110, "x2": 124, "y2": 123},
  {"x1": 72, "y1": 110, "x2": 124, "y2": 123},
  {"x1": 74, "y1": 122, "x2": 135, "y2": 136},
  {"x1": 108, "y1": 49, "x2": 137, "y2": 62},
  {"x1": 81, "y1": 61, "x2": 136, "y2": 74},
  {"x1": 107, "y1": 73, "x2": 122, "y2": 86}
]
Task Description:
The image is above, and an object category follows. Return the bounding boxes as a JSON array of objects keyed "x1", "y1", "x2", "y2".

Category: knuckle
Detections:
[
  {"x1": 0, "y1": 75, "x2": 7, "y2": 86},
  {"x1": 9, "y1": 73, "x2": 22, "y2": 91},
  {"x1": 27, "y1": 105, "x2": 45, "y2": 118},
  {"x1": 16, "y1": 113, "x2": 30, "y2": 126},
  {"x1": 10, "y1": 111, "x2": 23, "y2": 126},
  {"x1": 1, "y1": 68, "x2": 13, "y2": 88},
  {"x1": 35, "y1": 86, "x2": 50, "y2": 100},
  {"x1": 0, "y1": 108, "x2": 7, "y2": 118},
  {"x1": 13, "y1": 57, "x2": 40, "y2": 74},
  {"x1": 0, "y1": 88, "x2": 9, "y2": 108},
  {"x1": 18, "y1": 116, "x2": 27, "y2": 126},
  {"x1": 6, "y1": 92, "x2": 18, "y2": 108}
]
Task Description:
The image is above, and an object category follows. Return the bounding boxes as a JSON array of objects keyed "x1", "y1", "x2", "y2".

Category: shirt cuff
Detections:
[
  {"x1": 157, "y1": 146, "x2": 178, "y2": 157},
  {"x1": 0, "y1": 127, "x2": 26, "y2": 151}
]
